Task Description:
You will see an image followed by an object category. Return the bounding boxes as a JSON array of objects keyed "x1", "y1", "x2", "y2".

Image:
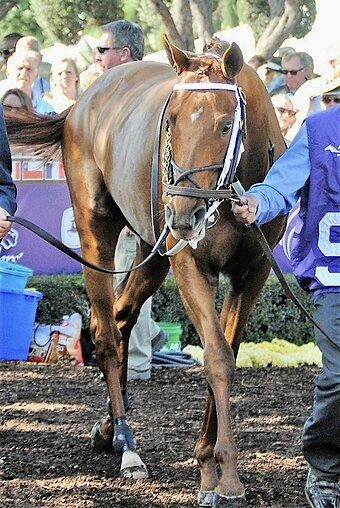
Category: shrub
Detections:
[{"x1": 28, "y1": 273, "x2": 314, "y2": 347}]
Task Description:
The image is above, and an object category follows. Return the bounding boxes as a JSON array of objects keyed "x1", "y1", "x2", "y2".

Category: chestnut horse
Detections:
[{"x1": 5, "y1": 36, "x2": 286, "y2": 507}]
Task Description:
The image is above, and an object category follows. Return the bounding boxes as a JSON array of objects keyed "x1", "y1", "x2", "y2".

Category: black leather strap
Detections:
[
  {"x1": 6, "y1": 215, "x2": 168, "y2": 275},
  {"x1": 164, "y1": 183, "x2": 234, "y2": 199}
]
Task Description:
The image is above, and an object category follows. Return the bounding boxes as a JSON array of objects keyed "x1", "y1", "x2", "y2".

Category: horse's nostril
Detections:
[{"x1": 192, "y1": 206, "x2": 206, "y2": 228}]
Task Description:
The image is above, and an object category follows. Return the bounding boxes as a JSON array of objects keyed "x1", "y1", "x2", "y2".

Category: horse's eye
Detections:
[{"x1": 221, "y1": 121, "x2": 232, "y2": 136}]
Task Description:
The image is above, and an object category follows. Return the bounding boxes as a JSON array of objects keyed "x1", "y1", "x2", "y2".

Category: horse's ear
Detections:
[
  {"x1": 221, "y1": 42, "x2": 243, "y2": 80},
  {"x1": 162, "y1": 33, "x2": 189, "y2": 75}
]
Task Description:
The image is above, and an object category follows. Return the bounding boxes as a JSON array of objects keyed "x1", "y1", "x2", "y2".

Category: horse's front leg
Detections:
[
  {"x1": 71, "y1": 196, "x2": 147, "y2": 479},
  {"x1": 87, "y1": 269, "x2": 147, "y2": 480},
  {"x1": 171, "y1": 251, "x2": 245, "y2": 507}
]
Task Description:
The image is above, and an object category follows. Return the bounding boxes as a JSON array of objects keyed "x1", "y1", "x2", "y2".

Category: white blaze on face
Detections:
[{"x1": 190, "y1": 106, "x2": 204, "y2": 123}]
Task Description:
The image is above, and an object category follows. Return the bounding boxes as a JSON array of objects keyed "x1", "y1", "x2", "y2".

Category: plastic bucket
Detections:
[
  {"x1": 0, "y1": 260, "x2": 33, "y2": 290},
  {"x1": 157, "y1": 321, "x2": 183, "y2": 350},
  {"x1": 0, "y1": 288, "x2": 43, "y2": 361}
]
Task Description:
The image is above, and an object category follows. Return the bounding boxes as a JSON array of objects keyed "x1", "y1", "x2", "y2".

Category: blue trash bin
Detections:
[
  {"x1": 0, "y1": 288, "x2": 43, "y2": 361},
  {"x1": 0, "y1": 260, "x2": 33, "y2": 290}
]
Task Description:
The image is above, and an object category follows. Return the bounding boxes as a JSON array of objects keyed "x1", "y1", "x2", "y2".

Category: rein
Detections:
[{"x1": 5, "y1": 215, "x2": 169, "y2": 275}]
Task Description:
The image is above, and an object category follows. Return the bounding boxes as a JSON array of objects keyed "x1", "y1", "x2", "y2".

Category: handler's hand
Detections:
[
  {"x1": 231, "y1": 195, "x2": 259, "y2": 224},
  {"x1": 0, "y1": 207, "x2": 12, "y2": 239}
]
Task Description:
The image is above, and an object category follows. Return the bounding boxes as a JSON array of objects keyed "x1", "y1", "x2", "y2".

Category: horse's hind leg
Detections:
[
  {"x1": 65, "y1": 157, "x2": 147, "y2": 479},
  {"x1": 94, "y1": 236, "x2": 169, "y2": 452}
]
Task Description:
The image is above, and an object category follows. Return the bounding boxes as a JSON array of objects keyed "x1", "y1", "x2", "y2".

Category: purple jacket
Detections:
[{"x1": 290, "y1": 107, "x2": 340, "y2": 295}]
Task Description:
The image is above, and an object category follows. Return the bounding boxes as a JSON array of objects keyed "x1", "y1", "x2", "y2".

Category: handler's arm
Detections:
[
  {"x1": 0, "y1": 105, "x2": 17, "y2": 239},
  {"x1": 232, "y1": 124, "x2": 310, "y2": 225}
]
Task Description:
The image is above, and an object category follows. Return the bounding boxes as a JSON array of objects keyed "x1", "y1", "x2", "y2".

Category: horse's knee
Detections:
[
  {"x1": 195, "y1": 441, "x2": 215, "y2": 467},
  {"x1": 204, "y1": 349, "x2": 235, "y2": 387},
  {"x1": 214, "y1": 440, "x2": 238, "y2": 467}
]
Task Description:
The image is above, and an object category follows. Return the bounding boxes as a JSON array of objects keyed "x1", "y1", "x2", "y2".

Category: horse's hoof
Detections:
[
  {"x1": 120, "y1": 450, "x2": 148, "y2": 480},
  {"x1": 197, "y1": 490, "x2": 215, "y2": 506},
  {"x1": 212, "y1": 492, "x2": 247, "y2": 507},
  {"x1": 90, "y1": 418, "x2": 114, "y2": 453}
]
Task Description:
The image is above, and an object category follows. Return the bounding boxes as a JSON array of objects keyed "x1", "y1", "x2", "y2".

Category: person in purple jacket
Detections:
[
  {"x1": 232, "y1": 106, "x2": 340, "y2": 507},
  {"x1": 0, "y1": 104, "x2": 16, "y2": 240}
]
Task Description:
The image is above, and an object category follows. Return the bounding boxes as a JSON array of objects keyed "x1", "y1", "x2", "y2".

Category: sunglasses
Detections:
[
  {"x1": 96, "y1": 46, "x2": 123, "y2": 54},
  {"x1": 275, "y1": 107, "x2": 296, "y2": 116},
  {"x1": 282, "y1": 67, "x2": 305, "y2": 76},
  {"x1": 0, "y1": 48, "x2": 15, "y2": 57},
  {"x1": 322, "y1": 96, "x2": 340, "y2": 104}
]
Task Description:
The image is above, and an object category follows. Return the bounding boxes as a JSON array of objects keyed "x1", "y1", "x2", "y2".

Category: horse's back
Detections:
[{"x1": 68, "y1": 61, "x2": 175, "y2": 148}]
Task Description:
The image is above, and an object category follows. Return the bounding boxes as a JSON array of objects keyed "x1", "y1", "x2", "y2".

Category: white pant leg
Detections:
[{"x1": 115, "y1": 229, "x2": 160, "y2": 378}]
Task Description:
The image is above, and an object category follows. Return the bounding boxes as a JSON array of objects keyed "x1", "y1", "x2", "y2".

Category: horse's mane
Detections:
[
  {"x1": 4, "y1": 106, "x2": 71, "y2": 160},
  {"x1": 202, "y1": 37, "x2": 230, "y2": 58}
]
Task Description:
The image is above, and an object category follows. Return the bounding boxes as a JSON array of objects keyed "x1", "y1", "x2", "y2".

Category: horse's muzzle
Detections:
[{"x1": 165, "y1": 203, "x2": 206, "y2": 241}]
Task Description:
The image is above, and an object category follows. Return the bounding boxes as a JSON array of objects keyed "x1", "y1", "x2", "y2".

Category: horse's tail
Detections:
[{"x1": 4, "y1": 107, "x2": 71, "y2": 160}]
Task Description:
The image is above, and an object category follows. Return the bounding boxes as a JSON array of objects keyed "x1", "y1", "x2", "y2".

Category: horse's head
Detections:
[{"x1": 161, "y1": 35, "x2": 244, "y2": 243}]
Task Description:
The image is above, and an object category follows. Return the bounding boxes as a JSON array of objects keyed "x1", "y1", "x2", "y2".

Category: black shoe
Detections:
[{"x1": 305, "y1": 470, "x2": 340, "y2": 508}]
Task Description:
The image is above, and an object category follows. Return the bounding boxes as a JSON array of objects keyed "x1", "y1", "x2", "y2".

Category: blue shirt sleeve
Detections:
[{"x1": 245, "y1": 124, "x2": 310, "y2": 225}]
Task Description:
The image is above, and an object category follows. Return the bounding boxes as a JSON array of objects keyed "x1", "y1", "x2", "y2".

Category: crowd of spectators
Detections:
[
  {"x1": 249, "y1": 45, "x2": 340, "y2": 145},
  {"x1": 0, "y1": 28, "x2": 338, "y2": 136}
]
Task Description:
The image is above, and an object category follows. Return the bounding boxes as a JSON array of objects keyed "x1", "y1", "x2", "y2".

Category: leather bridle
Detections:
[{"x1": 151, "y1": 81, "x2": 247, "y2": 249}]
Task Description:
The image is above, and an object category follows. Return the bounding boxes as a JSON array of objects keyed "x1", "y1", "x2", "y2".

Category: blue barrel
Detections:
[
  {"x1": 0, "y1": 260, "x2": 33, "y2": 290},
  {"x1": 0, "y1": 288, "x2": 43, "y2": 361}
]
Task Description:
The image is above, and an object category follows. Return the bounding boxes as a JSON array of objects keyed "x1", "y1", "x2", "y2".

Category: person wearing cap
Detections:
[
  {"x1": 257, "y1": 59, "x2": 284, "y2": 94},
  {"x1": 271, "y1": 93, "x2": 298, "y2": 145},
  {"x1": 231, "y1": 105, "x2": 340, "y2": 507},
  {"x1": 0, "y1": 104, "x2": 16, "y2": 240},
  {"x1": 320, "y1": 79, "x2": 340, "y2": 110}
]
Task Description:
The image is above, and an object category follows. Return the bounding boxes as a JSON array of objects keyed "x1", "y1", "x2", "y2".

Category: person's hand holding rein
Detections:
[
  {"x1": 231, "y1": 195, "x2": 259, "y2": 224},
  {"x1": 0, "y1": 207, "x2": 11, "y2": 239}
]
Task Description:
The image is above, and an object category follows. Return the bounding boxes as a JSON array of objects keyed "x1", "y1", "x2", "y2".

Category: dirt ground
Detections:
[{"x1": 0, "y1": 362, "x2": 316, "y2": 508}]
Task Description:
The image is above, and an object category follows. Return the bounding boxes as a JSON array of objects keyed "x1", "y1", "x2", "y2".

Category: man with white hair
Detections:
[
  {"x1": 15, "y1": 36, "x2": 51, "y2": 104},
  {"x1": 94, "y1": 20, "x2": 167, "y2": 380},
  {"x1": 0, "y1": 51, "x2": 54, "y2": 114},
  {"x1": 271, "y1": 51, "x2": 314, "y2": 97}
]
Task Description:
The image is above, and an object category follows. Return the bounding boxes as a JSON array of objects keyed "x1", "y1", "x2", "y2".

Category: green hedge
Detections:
[{"x1": 28, "y1": 273, "x2": 314, "y2": 347}]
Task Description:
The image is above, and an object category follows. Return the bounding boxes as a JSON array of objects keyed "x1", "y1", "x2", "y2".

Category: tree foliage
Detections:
[
  {"x1": 0, "y1": 0, "x2": 18, "y2": 19},
  {"x1": 28, "y1": 0, "x2": 122, "y2": 45},
  {"x1": 0, "y1": 0, "x2": 316, "y2": 58},
  {"x1": 0, "y1": 0, "x2": 43, "y2": 42}
]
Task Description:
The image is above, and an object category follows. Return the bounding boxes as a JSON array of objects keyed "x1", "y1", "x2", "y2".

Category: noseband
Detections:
[{"x1": 151, "y1": 81, "x2": 247, "y2": 246}]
